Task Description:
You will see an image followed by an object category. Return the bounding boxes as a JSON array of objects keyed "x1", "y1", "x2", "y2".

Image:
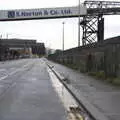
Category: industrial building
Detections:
[{"x1": 0, "y1": 38, "x2": 45, "y2": 60}]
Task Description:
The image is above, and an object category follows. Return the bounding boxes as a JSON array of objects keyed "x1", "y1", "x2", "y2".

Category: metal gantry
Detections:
[
  {"x1": 80, "y1": 0, "x2": 120, "y2": 46},
  {"x1": 84, "y1": 1, "x2": 120, "y2": 9}
]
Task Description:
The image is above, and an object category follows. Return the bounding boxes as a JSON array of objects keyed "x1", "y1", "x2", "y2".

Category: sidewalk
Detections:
[{"x1": 47, "y1": 60, "x2": 120, "y2": 120}]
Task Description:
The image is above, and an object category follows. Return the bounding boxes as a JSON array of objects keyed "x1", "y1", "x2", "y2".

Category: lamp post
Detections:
[
  {"x1": 62, "y1": 22, "x2": 65, "y2": 51},
  {"x1": 62, "y1": 22, "x2": 65, "y2": 63},
  {"x1": 6, "y1": 33, "x2": 8, "y2": 39},
  {"x1": 78, "y1": 0, "x2": 80, "y2": 47}
]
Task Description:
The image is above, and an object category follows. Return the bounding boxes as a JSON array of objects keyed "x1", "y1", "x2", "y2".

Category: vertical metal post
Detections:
[
  {"x1": 62, "y1": 22, "x2": 65, "y2": 63},
  {"x1": 6, "y1": 34, "x2": 8, "y2": 39},
  {"x1": 0, "y1": 35, "x2": 2, "y2": 39},
  {"x1": 62, "y1": 22, "x2": 65, "y2": 51},
  {"x1": 78, "y1": 0, "x2": 80, "y2": 47}
]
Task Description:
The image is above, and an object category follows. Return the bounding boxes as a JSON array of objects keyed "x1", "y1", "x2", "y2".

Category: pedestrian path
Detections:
[{"x1": 47, "y1": 60, "x2": 120, "y2": 120}]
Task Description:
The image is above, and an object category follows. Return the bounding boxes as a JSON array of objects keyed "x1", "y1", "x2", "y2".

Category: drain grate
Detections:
[
  {"x1": 47, "y1": 66, "x2": 91, "y2": 120},
  {"x1": 67, "y1": 107, "x2": 84, "y2": 120}
]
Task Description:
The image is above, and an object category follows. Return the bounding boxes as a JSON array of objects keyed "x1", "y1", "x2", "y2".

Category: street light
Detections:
[
  {"x1": 62, "y1": 22, "x2": 65, "y2": 63},
  {"x1": 78, "y1": 0, "x2": 80, "y2": 47},
  {"x1": 62, "y1": 22, "x2": 65, "y2": 51},
  {"x1": 6, "y1": 33, "x2": 9, "y2": 39},
  {"x1": 6, "y1": 33, "x2": 12, "y2": 39}
]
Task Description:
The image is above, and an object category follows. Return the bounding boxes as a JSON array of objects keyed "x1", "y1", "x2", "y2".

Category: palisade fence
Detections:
[{"x1": 48, "y1": 36, "x2": 120, "y2": 78}]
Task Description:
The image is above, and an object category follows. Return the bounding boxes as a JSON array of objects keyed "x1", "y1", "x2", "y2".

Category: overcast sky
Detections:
[{"x1": 0, "y1": 0, "x2": 120, "y2": 50}]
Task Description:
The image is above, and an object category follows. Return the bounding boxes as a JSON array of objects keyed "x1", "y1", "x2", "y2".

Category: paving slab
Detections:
[{"x1": 47, "y1": 59, "x2": 120, "y2": 120}]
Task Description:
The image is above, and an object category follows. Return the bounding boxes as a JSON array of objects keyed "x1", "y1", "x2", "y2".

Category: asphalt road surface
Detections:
[{"x1": 0, "y1": 58, "x2": 66, "y2": 120}]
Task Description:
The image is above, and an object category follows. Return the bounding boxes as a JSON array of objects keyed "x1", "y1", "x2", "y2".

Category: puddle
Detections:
[{"x1": 48, "y1": 68, "x2": 91, "y2": 120}]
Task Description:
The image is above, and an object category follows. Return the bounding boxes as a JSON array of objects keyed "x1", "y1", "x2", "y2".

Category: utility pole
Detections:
[
  {"x1": 62, "y1": 22, "x2": 65, "y2": 63},
  {"x1": 62, "y1": 22, "x2": 65, "y2": 51},
  {"x1": 78, "y1": 0, "x2": 80, "y2": 47},
  {"x1": 0, "y1": 35, "x2": 2, "y2": 39},
  {"x1": 6, "y1": 34, "x2": 8, "y2": 39}
]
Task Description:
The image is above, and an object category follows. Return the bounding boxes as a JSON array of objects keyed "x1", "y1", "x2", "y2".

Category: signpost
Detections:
[{"x1": 0, "y1": 6, "x2": 86, "y2": 21}]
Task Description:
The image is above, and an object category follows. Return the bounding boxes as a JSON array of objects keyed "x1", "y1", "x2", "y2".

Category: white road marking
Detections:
[
  {"x1": 0, "y1": 69, "x2": 6, "y2": 72},
  {"x1": 0, "y1": 62, "x2": 32, "y2": 81},
  {"x1": 0, "y1": 75, "x2": 8, "y2": 81}
]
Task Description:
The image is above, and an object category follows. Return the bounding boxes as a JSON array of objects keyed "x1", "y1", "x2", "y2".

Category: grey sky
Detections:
[{"x1": 0, "y1": 0, "x2": 120, "y2": 50}]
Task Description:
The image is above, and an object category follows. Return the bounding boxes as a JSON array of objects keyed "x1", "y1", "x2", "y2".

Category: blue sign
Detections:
[{"x1": 8, "y1": 11, "x2": 15, "y2": 18}]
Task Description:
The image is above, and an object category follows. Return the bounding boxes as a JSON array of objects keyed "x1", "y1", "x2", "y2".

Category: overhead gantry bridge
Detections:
[
  {"x1": 80, "y1": 1, "x2": 120, "y2": 45},
  {"x1": 0, "y1": 1, "x2": 120, "y2": 46}
]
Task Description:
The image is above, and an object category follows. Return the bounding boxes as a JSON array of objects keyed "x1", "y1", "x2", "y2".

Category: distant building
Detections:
[{"x1": 0, "y1": 38, "x2": 45, "y2": 60}]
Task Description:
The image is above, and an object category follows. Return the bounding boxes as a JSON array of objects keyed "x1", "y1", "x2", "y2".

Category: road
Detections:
[{"x1": 0, "y1": 59, "x2": 66, "y2": 120}]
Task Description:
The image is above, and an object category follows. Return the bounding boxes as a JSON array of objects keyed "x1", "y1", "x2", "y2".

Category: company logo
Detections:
[{"x1": 8, "y1": 11, "x2": 15, "y2": 18}]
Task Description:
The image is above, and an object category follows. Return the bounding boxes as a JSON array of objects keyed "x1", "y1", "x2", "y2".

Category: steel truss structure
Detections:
[{"x1": 80, "y1": 1, "x2": 120, "y2": 46}]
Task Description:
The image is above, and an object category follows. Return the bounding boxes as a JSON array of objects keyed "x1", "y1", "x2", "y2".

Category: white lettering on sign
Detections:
[{"x1": 0, "y1": 6, "x2": 87, "y2": 21}]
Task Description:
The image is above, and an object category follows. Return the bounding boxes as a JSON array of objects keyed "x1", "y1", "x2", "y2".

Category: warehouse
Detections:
[{"x1": 0, "y1": 38, "x2": 45, "y2": 60}]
